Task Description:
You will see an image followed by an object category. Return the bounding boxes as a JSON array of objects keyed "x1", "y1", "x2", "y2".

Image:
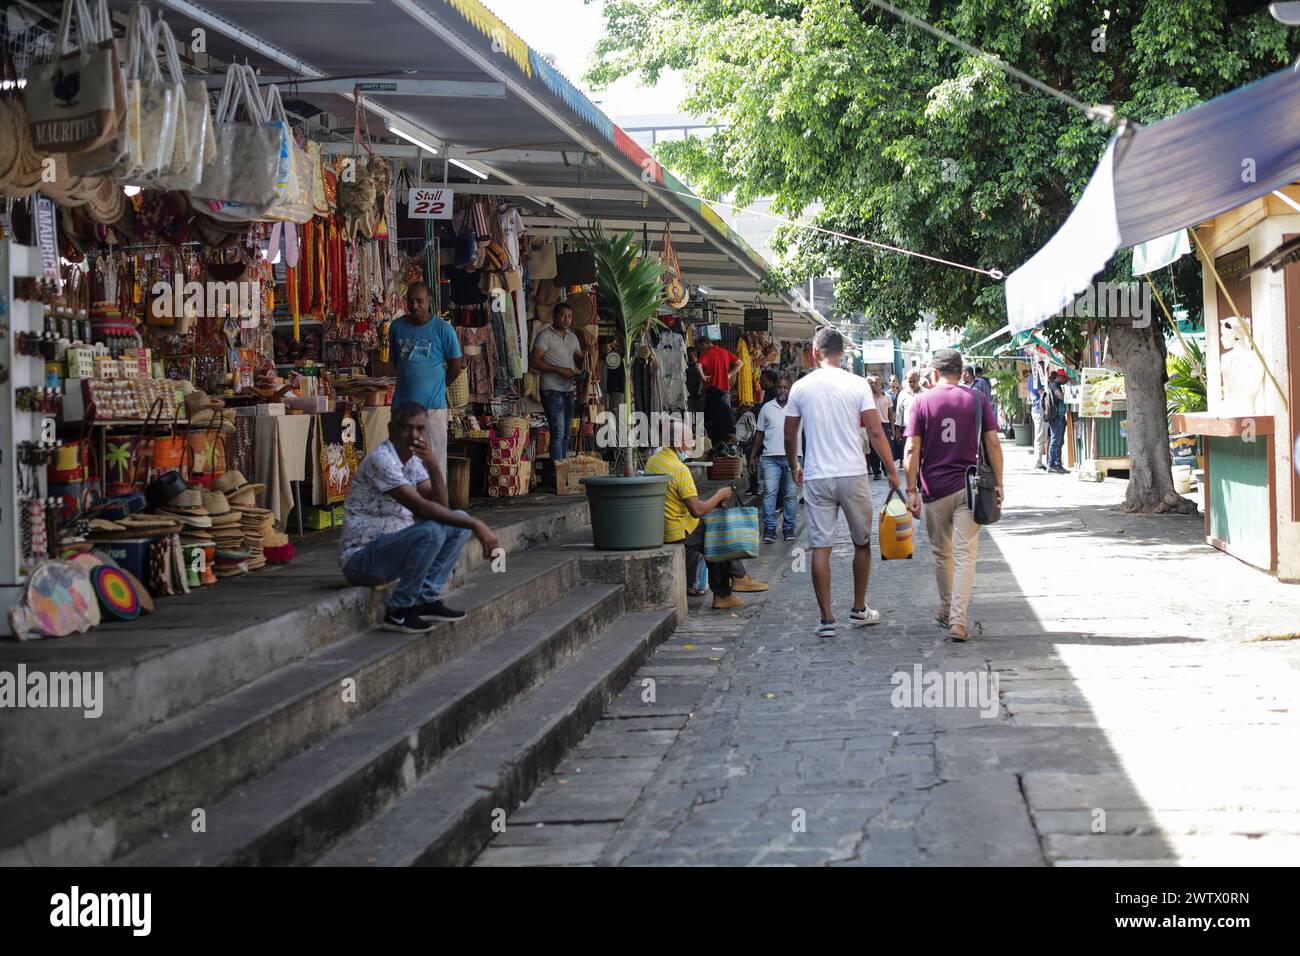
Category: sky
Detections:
[{"x1": 482, "y1": 0, "x2": 686, "y2": 121}]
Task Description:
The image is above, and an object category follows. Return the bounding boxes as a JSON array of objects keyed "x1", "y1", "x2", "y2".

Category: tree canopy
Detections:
[{"x1": 587, "y1": 0, "x2": 1297, "y2": 340}]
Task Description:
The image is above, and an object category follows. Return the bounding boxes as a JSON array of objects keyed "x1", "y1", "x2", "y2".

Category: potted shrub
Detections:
[{"x1": 570, "y1": 223, "x2": 671, "y2": 550}]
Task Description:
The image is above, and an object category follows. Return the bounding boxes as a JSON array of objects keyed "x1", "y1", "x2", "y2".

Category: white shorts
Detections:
[{"x1": 803, "y1": 474, "x2": 874, "y2": 548}]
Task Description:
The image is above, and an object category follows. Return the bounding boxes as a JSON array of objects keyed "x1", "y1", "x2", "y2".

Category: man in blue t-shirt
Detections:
[{"x1": 389, "y1": 282, "x2": 463, "y2": 477}]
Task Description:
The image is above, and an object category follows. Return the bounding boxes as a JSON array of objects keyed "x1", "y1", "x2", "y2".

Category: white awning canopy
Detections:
[{"x1": 1007, "y1": 66, "x2": 1300, "y2": 333}]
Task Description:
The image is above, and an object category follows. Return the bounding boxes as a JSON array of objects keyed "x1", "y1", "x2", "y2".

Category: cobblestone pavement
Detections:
[{"x1": 475, "y1": 443, "x2": 1300, "y2": 866}]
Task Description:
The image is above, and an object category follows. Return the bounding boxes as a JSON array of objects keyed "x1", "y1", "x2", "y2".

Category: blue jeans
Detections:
[
  {"x1": 541, "y1": 388, "x2": 576, "y2": 461},
  {"x1": 761, "y1": 455, "x2": 800, "y2": 537},
  {"x1": 343, "y1": 519, "x2": 472, "y2": 610},
  {"x1": 1048, "y1": 416, "x2": 1066, "y2": 467}
]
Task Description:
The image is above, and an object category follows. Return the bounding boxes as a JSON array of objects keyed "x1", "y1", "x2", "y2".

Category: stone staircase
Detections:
[{"x1": 0, "y1": 507, "x2": 683, "y2": 867}]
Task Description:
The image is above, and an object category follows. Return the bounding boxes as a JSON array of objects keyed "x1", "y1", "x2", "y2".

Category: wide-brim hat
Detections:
[
  {"x1": 228, "y1": 485, "x2": 267, "y2": 505},
  {"x1": 159, "y1": 509, "x2": 213, "y2": 528},
  {"x1": 146, "y1": 471, "x2": 191, "y2": 508},
  {"x1": 185, "y1": 390, "x2": 225, "y2": 416},
  {"x1": 209, "y1": 510, "x2": 242, "y2": 527},
  {"x1": 201, "y1": 491, "x2": 232, "y2": 515},
  {"x1": 214, "y1": 470, "x2": 255, "y2": 494}
]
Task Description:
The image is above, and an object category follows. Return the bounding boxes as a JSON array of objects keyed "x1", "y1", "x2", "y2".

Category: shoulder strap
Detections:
[{"x1": 974, "y1": 388, "x2": 984, "y2": 466}]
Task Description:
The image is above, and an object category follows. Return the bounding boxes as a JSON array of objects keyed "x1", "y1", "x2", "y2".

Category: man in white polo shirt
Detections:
[{"x1": 784, "y1": 328, "x2": 901, "y2": 638}]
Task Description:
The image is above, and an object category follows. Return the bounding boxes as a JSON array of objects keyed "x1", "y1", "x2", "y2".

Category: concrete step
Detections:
[
  {"x1": 0, "y1": 550, "x2": 584, "y2": 866},
  {"x1": 316, "y1": 608, "x2": 677, "y2": 867},
  {"x1": 118, "y1": 582, "x2": 626, "y2": 866},
  {"x1": 0, "y1": 496, "x2": 592, "y2": 796}
]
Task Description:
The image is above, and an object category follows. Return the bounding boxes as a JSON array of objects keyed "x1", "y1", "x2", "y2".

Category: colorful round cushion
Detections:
[{"x1": 91, "y1": 566, "x2": 142, "y2": 621}]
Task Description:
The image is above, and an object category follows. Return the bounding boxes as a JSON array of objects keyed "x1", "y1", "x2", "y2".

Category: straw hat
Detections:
[
  {"x1": 161, "y1": 488, "x2": 204, "y2": 510},
  {"x1": 213, "y1": 470, "x2": 253, "y2": 494},
  {"x1": 160, "y1": 510, "x2": 213, "y2": 529},
  {"x1": 201, "y1": 491, "x2": 232, "y2": 515},
  {"x1": 185, "y1": 390, "x2": 225, "y2": 417},
  {"x1": 209, "y1": 511, "x2": 242, "y2": 528}
]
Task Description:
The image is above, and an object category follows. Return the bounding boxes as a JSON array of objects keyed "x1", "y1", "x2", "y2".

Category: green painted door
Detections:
[{"x1": 1208, "y1": 436, "x2": 1271, "y2": 569}]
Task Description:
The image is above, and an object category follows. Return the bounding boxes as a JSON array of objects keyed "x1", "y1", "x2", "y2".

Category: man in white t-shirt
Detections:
[
  {"x1": 784, "y1": 328, "x2": 902, "y2": 638},
  {"x1": 749, "y1": 374, "x2": 800, "y2": 543},
  {"x1": 340, "y1": 402, "x2": 502, "y2": 634}
]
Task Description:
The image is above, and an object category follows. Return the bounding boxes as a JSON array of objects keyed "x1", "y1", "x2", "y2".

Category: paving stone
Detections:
[{"x1": 475, "y1": 452, "x2": 1300, "y2": 866}]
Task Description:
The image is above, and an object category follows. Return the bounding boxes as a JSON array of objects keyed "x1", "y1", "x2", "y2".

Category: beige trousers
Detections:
[
  {"x1": 924, "y1": 489, "x2": 981, "y2": 629},
  {"x1": 428, "y1": 407, "x2": 449, "y2": 481}
]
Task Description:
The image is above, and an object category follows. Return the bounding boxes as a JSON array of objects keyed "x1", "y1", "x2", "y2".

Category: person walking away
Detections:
[
  {"x1": 749, "y1": 375, "x2": 800, "y2": 543},
  {"x1": 1044, "y1": 369, "x2": 1068, "y2": 473},
  {"x1": 529, "y1": 302, "x2": 585, "y2": 462},
  {"x1": 647, "y1": 421, "x2": 767, "y2": 608},
  {"x1": 389, "y1": 283, "x2": 463, "y2": 479},
  {"x1": 340, "y1": 402, "x2": 501, "y2": 633},
  {"x1": 785, "y1": 328, "x2": 901, "y2": 637},
  {"x1": 865, "y1": 375, "x2": 893, "y2": 479},
  {"x1": 903, "y1": 349, "x2": 1003, "y2": 642},
  {"x1": 893, "y1": 370, "x2": 922, "y2": 466},
  {"x1": 697, "y1": 337, "x2": 744, "y2": 448}
]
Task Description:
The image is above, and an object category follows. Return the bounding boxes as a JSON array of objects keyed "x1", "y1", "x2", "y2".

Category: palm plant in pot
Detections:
[{"x1": 569, "y1": 222, "x2": 671, "y2": 550}]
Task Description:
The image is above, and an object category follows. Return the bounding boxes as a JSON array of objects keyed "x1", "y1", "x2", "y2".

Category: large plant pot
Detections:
[
  {"x1": 1013, "y1": 422, "x2": 1034, "y2": 447},
  {"x1": 581, "y1": 474, "x2": 670, "y2": 550}
]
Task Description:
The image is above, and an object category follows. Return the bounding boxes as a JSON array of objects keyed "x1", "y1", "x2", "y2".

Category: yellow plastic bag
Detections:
[{"x1": 879, "y1": 489, "x2": 914, "y2": 560}]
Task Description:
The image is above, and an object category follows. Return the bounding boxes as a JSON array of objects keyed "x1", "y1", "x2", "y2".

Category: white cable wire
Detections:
[{"x1": 649, "y1": 184, "x2": 1005, "y2": 280}]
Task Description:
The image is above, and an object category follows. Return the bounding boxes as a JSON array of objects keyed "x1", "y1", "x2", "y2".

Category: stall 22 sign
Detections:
[{"x1": 408, "y1": 187, "x2": 454, "y2": 220}]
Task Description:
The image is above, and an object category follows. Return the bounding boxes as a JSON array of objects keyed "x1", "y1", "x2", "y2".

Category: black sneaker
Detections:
[
  {"x1": 1048, "y1": 465, "x2": 1068, "y2": 474},
  {"x1": 415, "y1": 600, "x2": 467, "y2": 622},
  {"x1": 1035, "y1": 462, "x2": 1048, "y2": 471},
  {"x1": 381, "y1": 607, "x2": 437, "y2": 634},
  {"x1": 761, "y1": 534, "x2": 776, "y2": 544},
  {"x1": 783, "y1": 532, "x2": 797, "y2": 542}
]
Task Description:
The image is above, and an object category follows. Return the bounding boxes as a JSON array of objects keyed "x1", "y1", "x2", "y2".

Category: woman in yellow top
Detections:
[{"x1": 645, "y1": 422, "x2": 767, "y2": 609}]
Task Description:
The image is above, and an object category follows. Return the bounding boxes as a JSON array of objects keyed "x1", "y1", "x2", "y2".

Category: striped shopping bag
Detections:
[{"x1": 702, "y1": 506, "x2": 760, "y2": 562}]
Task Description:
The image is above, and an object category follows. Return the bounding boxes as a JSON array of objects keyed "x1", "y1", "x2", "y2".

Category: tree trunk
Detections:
[{"x1": 1107, "y1": 321, "x2": 1198, "y2": 515}]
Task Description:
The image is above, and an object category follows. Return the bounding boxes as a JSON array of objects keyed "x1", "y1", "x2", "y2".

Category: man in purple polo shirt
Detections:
[{"x1": 903, "y1": 348, "x2": 1004, "y2": 642}]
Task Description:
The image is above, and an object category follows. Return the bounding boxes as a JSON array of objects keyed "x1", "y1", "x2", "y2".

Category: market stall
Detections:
[{"x1": 0, "y1": 0, "x2": 821, "y2": 637}]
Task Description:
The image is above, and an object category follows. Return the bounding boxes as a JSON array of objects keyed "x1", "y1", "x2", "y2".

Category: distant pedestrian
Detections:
[
  {"x1": 785, "y1": 328, "x2": 901, "y2": 638},
  {"x1": 1044, "y1": 369, "x2": 1068, "y2": 474},
  {"x1": 893, "y1": 370, "x2": 922, "y2": 462},
  {"x1": 961, "y1": 366, "x2": 975, "y2": 388},
  {"x1": 685, "y1": 347, "x2": 705, "y2": 415},
  {"x1": 903, "y1": 348, "x2": 1003, "y2": 642},
  {"x1": 1028, "y1": 360, "x2": 1048, "y2": 470},
  {"x1": 697, "y1": 337, "x2": 743, "y2": 448},
  {"x1": 758, "y1": 368, "x2": 780, "y2": 410},
  {"x1": 865, "y1": 375, "x2": 893, "y2": 479},
  {"x1": 749, "y1": 375, "x2": 799, "y2": 542}
]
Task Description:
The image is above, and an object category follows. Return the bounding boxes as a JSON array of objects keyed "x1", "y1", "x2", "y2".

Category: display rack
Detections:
[{"x1": 1, "y1": 242, "x2": 53, "y2": 635}]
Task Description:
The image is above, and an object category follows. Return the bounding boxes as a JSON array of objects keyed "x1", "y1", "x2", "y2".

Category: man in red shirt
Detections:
[{"x1": 697, "y1": 337, "x2": 743, "y2": 448}]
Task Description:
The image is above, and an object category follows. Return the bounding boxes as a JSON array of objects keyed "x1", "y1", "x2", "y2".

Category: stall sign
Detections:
[
  {"x1": 408, "y1": 187, "x2": 455, "y2": 220},
  {"x1": 862, "y1": 338, "x2": 894, "y2": 365},
  {"x1": 35, "y1": 195, "x2": 61, "y2": 286}
]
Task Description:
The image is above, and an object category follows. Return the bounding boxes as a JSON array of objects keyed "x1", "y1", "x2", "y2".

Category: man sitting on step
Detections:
[
  {"x1": 646, "y1": 419, "x2": 768, "y2": 611},
  {"x1": 339, "y1": 401, "x2": 501, "y2": 634}
]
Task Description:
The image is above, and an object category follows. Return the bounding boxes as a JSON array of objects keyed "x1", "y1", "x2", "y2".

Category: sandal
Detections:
[
  {"x1": 949, "y1": 621, "x2": 983, "y2": 642},
  {"x1": 935, "y1": 610, "x2": 949, "y2": 628},
  {"x1": 687, "y1": 587, "x2": 707, "y2": 597}
]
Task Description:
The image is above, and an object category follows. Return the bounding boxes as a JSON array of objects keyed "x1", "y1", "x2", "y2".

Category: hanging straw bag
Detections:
[
  {"x1": 661, "y1": 226, "x2": 690, "y2": 309},
  {"x1": 121, "y1": 7, "x2": 177, "y2": 184},
  {"x1": 150, "y1": 16, "x2": 210, "y2": 190},
  {"x1": 261, "y1": 86, "x2": 314, "y2": 224},
  {"x1": 24, "y1": 0, "x2": 125, "y2": 153},
  {"x1": 193, "y1": 63, "x2": 289, "y2": 207}
]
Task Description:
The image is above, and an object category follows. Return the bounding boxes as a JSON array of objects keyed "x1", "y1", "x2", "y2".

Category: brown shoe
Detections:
[
  {"x1": 712, "y1": 594, "x2": 743, "y2": 610},
  {"x1": 730, "y1": 576, "x2": 768, "y2": 593}
]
